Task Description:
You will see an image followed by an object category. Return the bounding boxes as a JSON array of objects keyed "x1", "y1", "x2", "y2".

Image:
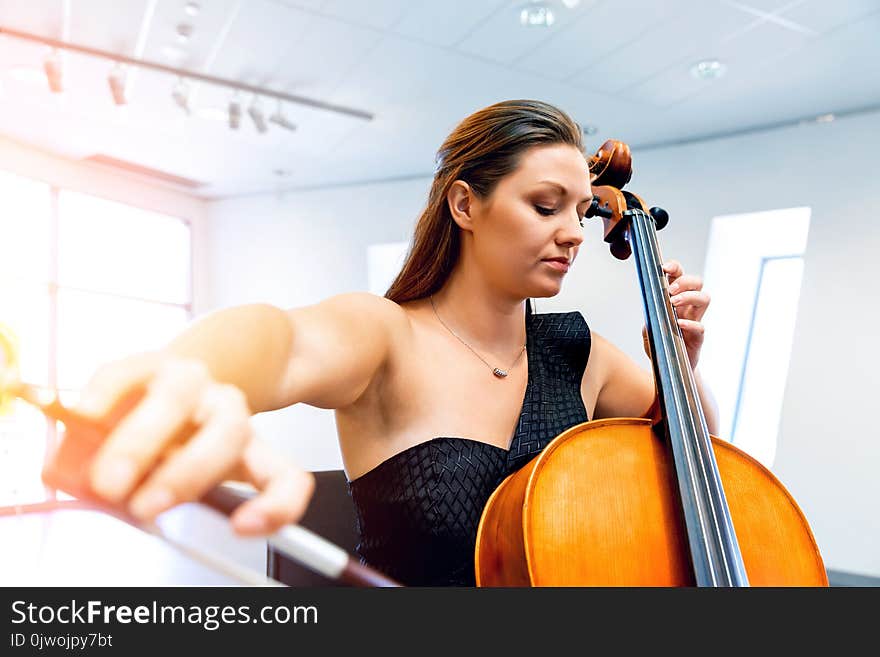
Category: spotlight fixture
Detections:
[
  {"x1": 171, "y1": 77, "x2": 190, "y2": 114},
  {"x1": 519, "y1": 1, "x2": 555, "y2": 27},
  {"x1": 690, "y1": 59, "x2": 727, "y2": 80},
  {"x1": 229, "y1": 93, "x2": 242, "y2": 129},
  {"x1": 248, "y1": 96, "x2": 268, "y2": 133},
  {"x1": 269, "y1": 100, "x2": 296, "y2": 132},
  {"x1": 43, "y1": 49, "x2": 63, "y2": 93},
  {"x1": 107, "y1": 64, "x2": 127, "y2": 105}
]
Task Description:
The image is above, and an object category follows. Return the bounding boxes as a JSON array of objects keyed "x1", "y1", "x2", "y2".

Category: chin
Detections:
[{"x1": 527, "y1": 279, "x2": 564, "y2": 299}]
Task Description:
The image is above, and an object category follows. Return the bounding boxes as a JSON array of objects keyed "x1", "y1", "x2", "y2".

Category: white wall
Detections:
[{"x1": 206, "y1": 109, "x2": 880, "y2": 578}]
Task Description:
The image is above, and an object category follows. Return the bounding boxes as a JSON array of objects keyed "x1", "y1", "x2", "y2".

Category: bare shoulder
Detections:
[
  {"x1": 586, "y1": 330, "x2": 655, "y2": 420},
  {"x1": 286, "y1": 291, "x2": 410, "y2": 336},
  {"x1": 277, "y1": 292, "x2": 412, "y2": 410}
]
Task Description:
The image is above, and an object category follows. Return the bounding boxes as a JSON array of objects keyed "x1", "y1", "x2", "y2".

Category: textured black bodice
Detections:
[{"x1": 347, "y1": 307, "x2": 591, "y2": 586}]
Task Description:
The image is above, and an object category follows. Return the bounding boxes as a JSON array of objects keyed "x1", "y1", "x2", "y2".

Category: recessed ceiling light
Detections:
[
  {"x1": 176, "y1": 23, "x2": 194, "y2": 44},
  {"x1": 690, "y1": 59, "x2": 727, "y2": 80},
  {"x1": 519, "y1": 1, "x2": 555, "y2": 27},
  {"x1": 815, "y1": 113, "x2": 835, "y2": 123},
  {"x1": 184, "y1": 2, "x2": 200, "y2": 16}
]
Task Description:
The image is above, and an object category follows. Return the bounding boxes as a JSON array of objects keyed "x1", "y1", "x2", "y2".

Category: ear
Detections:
[{"x1": 446, "y1": 180, "x2": 476, "y2": 232}]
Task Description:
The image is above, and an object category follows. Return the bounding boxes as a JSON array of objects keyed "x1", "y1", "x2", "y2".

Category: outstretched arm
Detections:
[
  {"x1": 159, "y1": 292, "x2": 407, "y2": 413},
  {"x1": 74, "y1": 292, "x2": 406, "y2": 530}
]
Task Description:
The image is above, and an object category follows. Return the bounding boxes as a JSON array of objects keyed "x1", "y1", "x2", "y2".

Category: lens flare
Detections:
[{"x1": 0, "y1": 322, "x2": 21, "y2": 415}]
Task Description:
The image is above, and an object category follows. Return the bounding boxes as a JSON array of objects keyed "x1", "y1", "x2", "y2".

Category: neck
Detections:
[{"x1": 431, "y1": 261, "x2": 527, "y2": 360}]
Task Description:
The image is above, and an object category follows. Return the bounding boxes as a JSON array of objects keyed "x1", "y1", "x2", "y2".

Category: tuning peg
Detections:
[
  {"x1": 586, "y1": 197, "x2": 613, "y2": 219},
  {"x1": 649, "y1": 206, "x2": 669, "y2": 230},
  {"x1": 610, "y1": 238, "x2": 631, "y2": 260}
]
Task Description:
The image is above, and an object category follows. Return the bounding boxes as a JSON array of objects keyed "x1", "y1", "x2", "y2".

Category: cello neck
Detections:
[{"x1": 626, "y1": 206, "x2": 750, "y2": 587}]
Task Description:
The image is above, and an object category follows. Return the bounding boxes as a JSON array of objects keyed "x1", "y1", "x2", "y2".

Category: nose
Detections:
[{"x1": 556, "y1": 210, "x2": 585, "y2": 248}]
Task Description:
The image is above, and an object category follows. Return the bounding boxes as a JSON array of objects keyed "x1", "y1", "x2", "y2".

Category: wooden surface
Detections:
[{"x1": 476, "y1": 417, "x2": 828, "y2": 587}]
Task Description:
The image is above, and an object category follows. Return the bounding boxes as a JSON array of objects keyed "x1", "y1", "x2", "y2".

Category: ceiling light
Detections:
[
  {"x1": 229, "y1": 94, "x2": 242, "y2": 129},
  {"x1": 580, "y1": 123, "x2": 599, "y2": 136},
  {"x1": 690, "y1": 59, "x2": 727, "y2": 80},
  {"x1": 107, "y1": 64, "x2": 127, "y2": 105},
  {"x1": 184, "y1": 2, "x2": 200, "y2": 16},
  {"x1": 561, "y1": 0, "x2": 581, "y2": 7},
  {"x1": 815, "y1": 113, "x2": 835, "y2": 123},
  {"x1": 171, "y1": 77, "x2": 190, "y2": 114},
  {"x1": 43, "y1": 49, "x2": 63, "y2": 93},
  {"x1": 176, "y1": 23, "x2": 194, "y2": 44},
  {"x1": 269, "y1": 100, "x2": 296, "y2": 132},
  {"x1": 519, "y1": 1, "x2": 555, "y2": 27},
  {"x1": 248, "y1": 96, "x2": 268, "y2": 133}
]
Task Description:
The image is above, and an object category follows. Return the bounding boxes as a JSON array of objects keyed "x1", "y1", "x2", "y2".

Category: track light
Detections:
[
  {"x1": 107, "y1": 64, "x2": 127, "y2": 105},
  {"x1": 43, "y1": 49, "x2": 63, "y2": 93},
  {"x1": 229, "y1": 93, "x2": 242, "y2": 129},
  {"x1": 269, "y1": 100, "x2": 296, "y2": 132},
  {"x1": 248, "y1": 97, "x2": 268, "y2": 133},
  {"x1": 171, "y1": 77, "x2": 190, "y2": 114}
]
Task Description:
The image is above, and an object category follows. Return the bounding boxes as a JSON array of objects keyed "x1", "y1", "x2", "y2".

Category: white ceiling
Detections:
[{"x1": 0, "y1": 0, "x2": 877, "y2": 199}]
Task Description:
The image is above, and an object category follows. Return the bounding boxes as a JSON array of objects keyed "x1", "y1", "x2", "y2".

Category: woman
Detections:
[{"x1": 76, "y1": 100, "x2": 717, "y2": 586}]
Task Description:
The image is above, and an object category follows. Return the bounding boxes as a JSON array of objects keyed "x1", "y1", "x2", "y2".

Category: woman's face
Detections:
[{"x1": 469, "y1": 143, "x2": 590, "y2": 299}]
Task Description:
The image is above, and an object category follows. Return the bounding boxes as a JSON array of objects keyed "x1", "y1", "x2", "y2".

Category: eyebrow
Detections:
[{"x1": 536, "y1": 180, "x2": 592, "y2": 204}]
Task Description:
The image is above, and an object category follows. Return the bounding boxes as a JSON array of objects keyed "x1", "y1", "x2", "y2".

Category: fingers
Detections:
[
  {"x1": 662, "y1": 260, "x2": 682, "y2": 283},
  {"x1": 88, "y1": 359, "x2": 210, "y2": 503},
  {"x1": 73, "y1": 351, "x2": 309, "y2": 538},
  {"x1": 229, "y1": 439, "x2": 315, "y2": 536},
  {"x1": 670, "y1": 290, "x2": 711, "y2": 320},
  {"x1": 667, "y1": 273, "x2": 702, "y2": 295},
  {"x1": 127, "y1": 383, "x2": 253, "y2": 521},
  {"x1": 676, "y1": 318, "x2": 705, "y2": 336},
  {"x1": 74, "y1": 352, "x2": 163, "y2": 420}
]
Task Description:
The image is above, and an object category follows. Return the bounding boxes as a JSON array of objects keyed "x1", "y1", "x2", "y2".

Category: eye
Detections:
[{"x1": 534, "y1": 205, "x2": 556, "y2": 216}]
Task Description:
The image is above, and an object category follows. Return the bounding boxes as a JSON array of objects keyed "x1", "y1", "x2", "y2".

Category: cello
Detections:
[{"x1": 475, "y1": 140, "x2": 827, "y2": 587}]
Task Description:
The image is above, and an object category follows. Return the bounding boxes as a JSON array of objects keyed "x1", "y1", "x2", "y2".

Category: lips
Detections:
[{"x1": 542, "y1": 258, "x2": 570, "y2": 273}]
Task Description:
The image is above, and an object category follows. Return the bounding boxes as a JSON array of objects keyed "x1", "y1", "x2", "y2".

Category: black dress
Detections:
[{"x1": 347, "y1": 306, "x2": 591, "y2": 586}]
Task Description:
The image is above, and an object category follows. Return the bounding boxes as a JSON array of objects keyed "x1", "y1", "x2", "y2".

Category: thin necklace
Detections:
[{"x1": 430, "y1": 295, "x2": 526, "y2": 379}]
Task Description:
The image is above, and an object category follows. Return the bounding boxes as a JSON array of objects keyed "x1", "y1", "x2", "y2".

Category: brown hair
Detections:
[{"x1": 384, "y1": 99, "x2": 585, "y2": 304}]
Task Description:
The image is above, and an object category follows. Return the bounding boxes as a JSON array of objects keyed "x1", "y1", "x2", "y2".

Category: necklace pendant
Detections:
[{"x1": 492, "y1": 368, "x2": 508, "y2": 378}]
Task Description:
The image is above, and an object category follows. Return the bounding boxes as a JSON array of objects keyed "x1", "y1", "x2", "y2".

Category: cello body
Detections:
[{"x1": 475, "y1": 418, "x2": 827, "y2": 586}]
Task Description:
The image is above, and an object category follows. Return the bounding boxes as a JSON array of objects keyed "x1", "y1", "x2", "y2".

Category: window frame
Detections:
[{"x1": 0, "y1": 179, "x2": 194, "y2": 509}]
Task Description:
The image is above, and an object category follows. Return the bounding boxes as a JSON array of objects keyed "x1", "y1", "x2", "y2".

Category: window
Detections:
[
  {"x1": 698, "y1": 207, "x2": 810, "y2": 469},
  {"x1": 0, "y1": 175, "x2": 192, "y2": 506}
]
